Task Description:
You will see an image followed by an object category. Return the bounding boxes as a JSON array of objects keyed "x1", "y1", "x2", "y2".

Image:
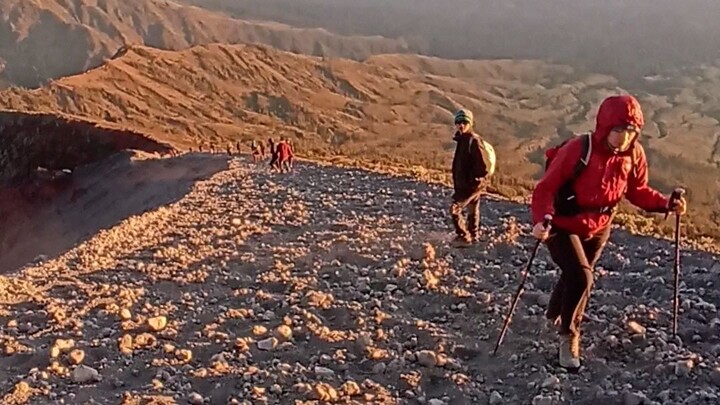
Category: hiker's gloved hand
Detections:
[
  {"x1": 532, "y1": 221, "x2": 551, "y2": 241},
  {"x1": 667, "y1": 195, "x2": 687, "y2": 215}
]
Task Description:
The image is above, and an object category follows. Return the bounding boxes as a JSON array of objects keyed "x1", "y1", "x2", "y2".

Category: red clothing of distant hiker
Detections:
[
  {"x1": 276, "y1": 141, "x2": 293, "y2": 162},
  {"x1": 531, "y1": 95, "x2": 669, "y2": 237}
]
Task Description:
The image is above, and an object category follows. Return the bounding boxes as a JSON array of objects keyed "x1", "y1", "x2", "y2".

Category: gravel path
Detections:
[{"x1": 1, "y1": 155, "x2": 718, "y2": 404}]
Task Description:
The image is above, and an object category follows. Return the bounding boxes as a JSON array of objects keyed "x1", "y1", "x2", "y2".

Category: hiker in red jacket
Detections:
[
  {"x1": 276, "y1": 138, "x2": 294, "y2": 173},
  {"x1": 530, "y1": 94, "x2": 687, "y2": 369}
]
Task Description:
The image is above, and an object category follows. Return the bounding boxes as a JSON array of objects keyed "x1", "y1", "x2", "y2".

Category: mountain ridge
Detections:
[{"x1": 0, "y1": 0, "x2": 411, "y2": 87}]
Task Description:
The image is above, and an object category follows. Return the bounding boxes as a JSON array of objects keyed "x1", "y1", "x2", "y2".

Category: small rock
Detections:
[
  {"x1": 147, "y1": 316, "x2": 167, "y2": 332},
  {"x1": 257, "y1": 337, "x2": 278, "y2": 351},
  {"x1": 253, "y1": 325, "x2": 268, "y2": 336},
  {"x1": 627, "y1": 321, "x2": 646, "y2": 335},
  {"x1": 674, "y1": 359, "x2": 693, "y2": 377},
  {"x1": 119, "y1": 335, "x2": 133, "y2": 355},
  {"x1": 314, "y1": 366, "x2": 335, "y2": 378},
  {"x1": 175, "y1": 349, "x2": 192, "y2": 362},
  {"x1": 55, "y1": 339, "x2": 75, "y2": 351},
  {"x1": 189, "y1": 392, "x2": 204, "y2": 405},
  {"x1": 541, "y1": 375, "x2": 560, "y2": 389},
  {"x1": 120, "y1": 308, "x2": 132, "y2": 321},
  {"x1": 606, "y1": 335, "x2": 619, "y2": 347},
  {"x1": 532, "y1": 395, "x2": 554, "y2": 405},
  {"x1": 231, "y1": 218, "x2": 243, "y2": 226},
  {"x1": 489, "y1": 391, "x2": 503, "y2": 405},
  {"x1": 428, "y1": 399, "x2": 444, "y2": 405},
  {"x1": 658, "y1": 390, "x2": 672, "y2": 402},
  {"x1": 415, "y1": 350, "x2": 438, "y2": 367},
  {"x1": 624, "y1": 391, "x2": 647, "y2": 405},
  {"x1": 71, "y1": 365, "x2": 100, "y2": 384},
  {"x1": 477, "y1": 292, "x2": 492, "y2": 304},
  {"x1": 340, "y1": 380, "x2": 361, "y2": 396},
  {"x1": 311, "y1": 383, "x2": 338, "y2": 402},
  {"x1": 69, "y1": 349, "x2": 85, "y2": 365},
  {"x1": 372, "y1": 362, "x2": 386, "y2": 374},
  {"x1": 356, "y1": 332, "x2": 373, "y2": 349},
  {"x1": 274, "y1": 325, "x2": 293, "y2": 341}
]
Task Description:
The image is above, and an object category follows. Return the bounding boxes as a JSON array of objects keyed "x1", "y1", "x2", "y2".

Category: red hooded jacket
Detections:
[{"x1": 531, "y1": 95, "x2": 669, "y2": 237}]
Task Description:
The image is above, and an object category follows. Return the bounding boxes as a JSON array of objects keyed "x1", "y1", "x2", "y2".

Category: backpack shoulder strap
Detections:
[
  {"x1": 629, "y1": 141, "x2": 642, "y2": 178},
  {"x1": 569, "y1": 133, "x2": 592, "y2": 182}
]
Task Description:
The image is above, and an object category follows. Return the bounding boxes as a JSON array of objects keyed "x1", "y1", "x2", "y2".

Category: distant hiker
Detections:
[
  {"x1": 449, "y1": 109, "x2": 496, "y2": 247},
  {"x1": 236, "y1": 141, "x2": 242, "y2": 155},
  {"x1": 531, "y1": 94, "x2": 687, "y2": 369},
  {"x1": 276, "y1": 137, "x2": 295, "y2": 173},
  {"x1": 251, "y1": 140, "x2": 263, "y2": 162},
  {"x1": 287, "y1": 139, "x2": 295, "y2": 170},
  {"x1": 268, "y1": 138, "x2": 279, "y2": 170}
]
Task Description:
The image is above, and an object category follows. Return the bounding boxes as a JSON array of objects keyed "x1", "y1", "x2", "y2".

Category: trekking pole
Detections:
[
  {"x1": 666, "y1": 188, "x2": 685, "y2": 337},
  {"x1": 493, "y1": 214, "x2": 552, "y2": 355}
]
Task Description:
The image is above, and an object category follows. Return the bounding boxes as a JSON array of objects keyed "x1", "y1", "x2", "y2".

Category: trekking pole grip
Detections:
[
  {"x1": 542, "y1": 214, "x2": 552, "y2": 228},
  {"x1": 665, "y1": 187, "x2": 686, "y2": 220}
]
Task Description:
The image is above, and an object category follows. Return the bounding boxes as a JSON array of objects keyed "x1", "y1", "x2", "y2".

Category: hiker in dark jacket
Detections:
[
  {"x1": 450, "y1": 109, "x2": 495, "y2": 247},
  {"x1": 531, "y1": 94, "x2": 687, "y2": 369},
  {"x1": 268, "y1": 138, "x2": 279, "y2": 170}
]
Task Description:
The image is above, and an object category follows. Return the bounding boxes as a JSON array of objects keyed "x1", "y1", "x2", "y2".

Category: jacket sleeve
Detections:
[
  {"x1": 530, "y1": 138, "x2": 581, "y2": 224},
  {"x1": 625, "y1": 144, "x2": 669, "y2": 212},
  {"x1": 471, "y1": 137, "x2": 489, "y2": 180}
]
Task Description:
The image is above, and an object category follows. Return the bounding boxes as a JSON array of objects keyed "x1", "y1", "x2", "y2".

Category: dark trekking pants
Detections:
[
  {"x1": 450, "y1": 189, "x2": 483, "y2": 239},
  {"x1": 545, "y1": 225, "x2": 611, "y2": 336}
]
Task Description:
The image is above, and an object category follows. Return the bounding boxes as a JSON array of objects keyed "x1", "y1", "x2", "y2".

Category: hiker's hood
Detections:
[{"x1": 592, "y1": 95, "x2": 644, "y2": 145}]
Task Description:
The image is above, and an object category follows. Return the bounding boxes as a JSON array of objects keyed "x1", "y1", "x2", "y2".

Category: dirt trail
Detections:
[{"x1": 0, "y1": 154, "x2": 718, "y2": 404}]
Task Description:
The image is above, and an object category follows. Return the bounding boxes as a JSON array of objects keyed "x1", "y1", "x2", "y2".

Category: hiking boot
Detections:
[
  {"x1": 452, "y1": 235, "x2": 473, "y2": 248},
  {"x1": 471, "y1": 233, "x2": 482, "y2": 243},
  {"x1": 558, "y1": 334, "x2": 581, "y2": 369}
]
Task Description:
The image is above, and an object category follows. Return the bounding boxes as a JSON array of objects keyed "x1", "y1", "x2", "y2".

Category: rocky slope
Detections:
[
  {"x1": 0, "y1": 154, "x2": 718, "y2": 404},
  {"x1": 0, "y1": 0, "x2": 410, "y2": 87},
  {"x1": 0, "y1": 111, "x2": 173, "y2": 182},
  {"x1": 0, "y1": 111, "x2": 176, "y2": 270}
]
